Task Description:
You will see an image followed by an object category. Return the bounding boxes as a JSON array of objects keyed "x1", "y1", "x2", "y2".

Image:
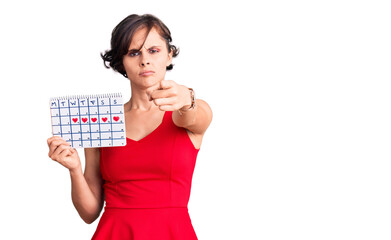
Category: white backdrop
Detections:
[{"x1": 0, "y1": 0, "x2": 390, "y2": 239}]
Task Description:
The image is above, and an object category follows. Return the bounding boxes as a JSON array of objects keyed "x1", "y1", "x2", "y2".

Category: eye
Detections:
[
  {"x1": 149, "y1": 49, "x2": 159, "y2": 54},
  {"x1": 128, "y1": 51, "x2": 140, "y2": 57}
]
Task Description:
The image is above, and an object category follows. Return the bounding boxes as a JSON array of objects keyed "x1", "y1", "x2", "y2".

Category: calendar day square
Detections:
[
  {"x1": 70, "y1": 117, "x2": 80, "y2": 125},
  {"x1": 51, "y1": 108, "x2": 59, "y2": 117},
  {"x1": 82, "y1": 141, "x2": 91, "y2": 148},
  {"x1": 89, "y1": 106, "x2": 98, "y2": 115},
  {"x1": 80, "y1": 116, "x2": 89, "y2": 124},
  {"x1": 52, "y1": 126, "x2": 61, "y2": 135},
  {"x1": 61, "y1": 125, "x2": 71, "y2": 134},
  {"x1": 112, "y1": 115, "x2": 123, "y2": 123},
  {"x1": 60, "y1": 116, "x2": 70, "y2": 125},
  {"x1": 100, "y1": 124, "x2": 111, "y2": 132},
  {"x1": 90, "y1": 124, "x2": 100, "y2": 133},
  {"x1": 101, "y1": 140, "x2": 112, "y2": 146},
  {"x1": 91, "y1": 133, "x2": 100, "y2": 140},
  {"x1": 91, "y1": 141, "x2": 101, "y2": 147},
  {"x1": 60, "y1": 108, "x2": 70, "y2": 116},
  {"x1": 111, "y1": 106, "x2": 123, "y2": 114},
  {"x1": 70, "y1": 108, "x2": 79, "y2": 116},
  {"x1": 72, "y1": 133, "x2": 82, "y2": 141},
  {"x1": 72, "y1": 125, "x2": 81, "y2": 133},
  {"x1": 82, "y1": 134, "x2": 90, "y2": 140},
  {"x1": 112, "y1": 124, "x2": 125, "y2": 132},
  {"x1": 101, "y1": 132, "x2": 112, "y2": 140},
  {"x1": 81, "y1": 125, "x2": 90, "y2": 133},
  {"x1": 51, "y1": 117, "x2": 60, "y2": 125},
  {"x1": 62, "y1": 134, "x2": 72, "y2": 141},
  {"x1": 89, "y1": 115, "x2": 99, "y2": 124},
  {"x1": 113, "y1": 139, "x2": 126, "y2": 146},
  {"x1": 100, "y1": 114, "x2": 111, "y2": 124},
  {"x1": 73, "y1": 141, "x2": 82, "y2": 148},
  {"x1": 99, "y1": 106, "x2": 110, "y2": 114},
  {"x1": 79, "y1": 108, "x2": 89, "y2": 115},
  {"x1": 113, "y1": 131, "x2": 125, "y2": 139}
]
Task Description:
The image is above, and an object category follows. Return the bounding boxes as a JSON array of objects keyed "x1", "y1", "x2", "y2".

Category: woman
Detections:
[{"x1": 47, "y1": 14, "x2": 212, "y2": 239}]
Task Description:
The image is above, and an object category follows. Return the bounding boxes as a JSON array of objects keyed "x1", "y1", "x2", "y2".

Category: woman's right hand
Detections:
[{"x1": 47, "y1": 136, "x2": 81, "y2": 173}]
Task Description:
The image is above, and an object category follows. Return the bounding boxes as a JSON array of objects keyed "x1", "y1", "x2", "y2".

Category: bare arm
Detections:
[
  {"x1": 172, "y1": 99, "x2": 213, "y2": 135},
  {"x1": 47, "y1": 137, "x2": 104, "y2": 224},
  {"x1": 70, "y1": 148, "x2": 104, "y2": 224}
]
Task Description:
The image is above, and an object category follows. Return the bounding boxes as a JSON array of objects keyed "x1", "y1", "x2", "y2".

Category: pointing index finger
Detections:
[{"x1": 159, "y1": 80, "x2": 173, "y2": 90}]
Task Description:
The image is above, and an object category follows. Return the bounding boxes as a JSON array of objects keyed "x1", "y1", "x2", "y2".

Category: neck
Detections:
[{"x1": 125, "y1": 81, "x2": 161, "y2": 112}]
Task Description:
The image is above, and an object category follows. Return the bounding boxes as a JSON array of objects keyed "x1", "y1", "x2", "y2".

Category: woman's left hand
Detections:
[{"x1": 147, "y1": 80, "x2": 192, "y2": 111}]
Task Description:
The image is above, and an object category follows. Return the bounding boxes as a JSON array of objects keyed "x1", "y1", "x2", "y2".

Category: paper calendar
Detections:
[{"x1": 50, "y1": 93, "x2": 127, "y2": 148}]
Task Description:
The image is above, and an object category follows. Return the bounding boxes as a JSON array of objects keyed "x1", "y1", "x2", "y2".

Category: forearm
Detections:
[
  {"x1": 173, "y1": 98, "x2": 212, "y2": 135},
  {"x1": 69, "y1": 168, "x2": 103, "y2": 224},
  {"x1": 172, "y1": 100, "x2": 198, "y2": 128}
]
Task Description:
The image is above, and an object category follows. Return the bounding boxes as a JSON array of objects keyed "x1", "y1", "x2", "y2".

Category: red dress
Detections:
[{"x1": 92, "y1": 111, "x2": 200, "y2": 240}]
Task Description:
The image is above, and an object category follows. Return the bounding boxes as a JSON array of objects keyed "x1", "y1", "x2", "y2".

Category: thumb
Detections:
[{"x1": 70, "y1": 148, "x2": 77, "y2": 154}]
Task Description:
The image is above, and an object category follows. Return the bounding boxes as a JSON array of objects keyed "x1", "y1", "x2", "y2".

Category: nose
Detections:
[
  {"x1": 141, "y1": 61, "x2": 150, "y2": 66},
  {"x1": 140, "y1": 52, "x2": 150, "y2": 67}
]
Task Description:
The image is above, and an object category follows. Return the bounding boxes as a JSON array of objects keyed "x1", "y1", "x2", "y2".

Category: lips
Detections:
[{"x1": 139, "y1": 71, "x2": 154, "y2": 76}]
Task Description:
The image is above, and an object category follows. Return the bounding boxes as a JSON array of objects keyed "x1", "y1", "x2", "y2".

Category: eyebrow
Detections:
[{"x1": 128, "y1": 45, "x2": 163, "y2": 52}]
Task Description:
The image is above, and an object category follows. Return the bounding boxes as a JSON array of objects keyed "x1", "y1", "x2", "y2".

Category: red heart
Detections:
[
  {"x1": 102, "y1": 117, "x2": 108, "y2": 122},
  {"x1": 91, "y1": 118, "x2": 97, "y2": 122},
  {"x1": 113, "y1": 116, "x2": 120, "y2": 122},
  {"x1": 72, "y1": 118, "x2": 78, "y2": 123},
  {"x1": 82, "y1": 118, "x2": 88, "y2": 123}
]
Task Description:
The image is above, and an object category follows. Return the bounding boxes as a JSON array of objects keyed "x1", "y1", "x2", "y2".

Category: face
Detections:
[{"x1": 123, "y1": 26, "x2": 173, "y2": 89}]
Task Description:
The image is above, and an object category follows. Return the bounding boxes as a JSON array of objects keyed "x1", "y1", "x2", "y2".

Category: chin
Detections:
[
  {"x1": 140, "y1": 77, "x2": 162, "y2": 89},
  {"x1": 130, "y1": 74, "x2": 165, "y2": 89}
]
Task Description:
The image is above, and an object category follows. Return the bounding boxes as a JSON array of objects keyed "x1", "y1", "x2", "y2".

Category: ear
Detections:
[{"x1": 167, "y1": 48, "x2": 173, "y2": 67}]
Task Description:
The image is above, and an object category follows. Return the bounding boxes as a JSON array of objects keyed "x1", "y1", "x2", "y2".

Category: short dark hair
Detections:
[{"x1": 101, "y1": 14, "x2": 180, "y2": 78}]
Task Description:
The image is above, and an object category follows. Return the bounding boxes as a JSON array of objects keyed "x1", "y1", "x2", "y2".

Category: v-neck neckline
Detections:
[{"x1": 126, "y1": 111, "x2": 167, "y2": 143}]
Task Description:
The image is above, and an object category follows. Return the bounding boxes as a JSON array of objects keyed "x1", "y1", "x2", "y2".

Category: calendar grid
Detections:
[{"x1": 50, "y1": 93, "x2": 126, "y2": 148}]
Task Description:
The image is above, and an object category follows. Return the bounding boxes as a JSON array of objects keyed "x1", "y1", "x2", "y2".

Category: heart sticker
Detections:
[
  {"x1": 102, "y1": 117, "x2": 108, "y2": 122},
  {"x1": 72, "y1": 118, "x2": 78, "y2": 123},
  {"x1": 91, "y1": 118, "x2": 97, "y2": 123},
  {"x1": 113, "y1": 116, "x2": 120, "y2": 122},
  {"x1": 82, "y1": 118, "x2": 88, "y2": 123}
]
